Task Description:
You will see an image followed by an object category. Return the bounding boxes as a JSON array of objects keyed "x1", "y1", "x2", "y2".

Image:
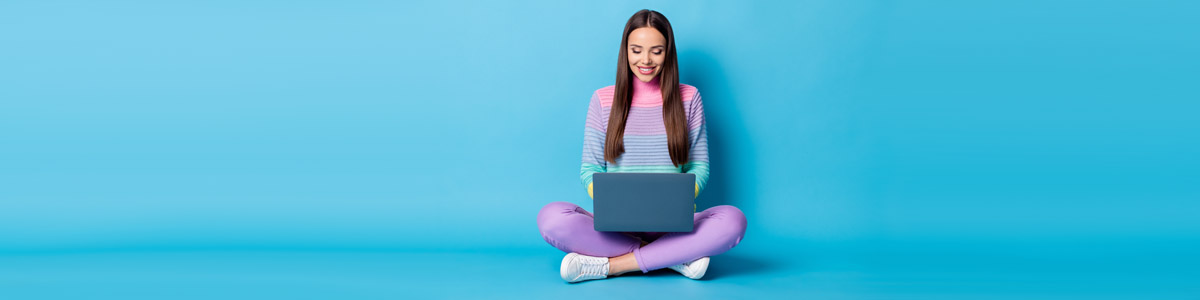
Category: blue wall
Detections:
[{"x1": 1, "y1": 0, "x2": 1196, "y2": 253}]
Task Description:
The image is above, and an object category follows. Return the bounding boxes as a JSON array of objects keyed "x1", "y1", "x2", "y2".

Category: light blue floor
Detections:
[{"x1": 2, "y1": 237, "x2": 1196, "y2": 299}]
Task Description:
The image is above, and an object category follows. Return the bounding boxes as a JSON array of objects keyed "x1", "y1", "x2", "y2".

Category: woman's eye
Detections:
[
  {"x1": 632, "y1": 50, "x2": 641, "y2": 54},
  {"x1": 652, "y1": 51, "x2": 662, "y2": 55}
]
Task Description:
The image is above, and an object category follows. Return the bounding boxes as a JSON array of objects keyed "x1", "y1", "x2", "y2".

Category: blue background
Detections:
[{"x1": 2, "y1": 0, "x2": 1197, "y2": 298}]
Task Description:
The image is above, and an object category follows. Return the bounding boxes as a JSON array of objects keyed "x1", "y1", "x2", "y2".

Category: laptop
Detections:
[{"x1": 592, "y1": 172, "x2": 696, "y2": 232}]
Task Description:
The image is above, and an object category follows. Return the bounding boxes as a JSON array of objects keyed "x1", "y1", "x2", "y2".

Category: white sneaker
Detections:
[
  {"x1": 668, "y1": 256, "x2": 710, "y2": 279},
  {"x1": 560, "y1": 253, "x2": 610, "y2": 283}
]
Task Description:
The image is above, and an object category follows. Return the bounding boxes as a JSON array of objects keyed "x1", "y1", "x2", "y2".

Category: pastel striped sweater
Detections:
[{"x1": 580, "y1": 77, "x2": 709, "y2": 199}]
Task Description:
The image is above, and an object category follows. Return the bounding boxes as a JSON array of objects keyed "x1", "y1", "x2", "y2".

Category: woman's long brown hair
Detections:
[{"x1": 605, "y1": 9, "x2": 688, "y2": 167}]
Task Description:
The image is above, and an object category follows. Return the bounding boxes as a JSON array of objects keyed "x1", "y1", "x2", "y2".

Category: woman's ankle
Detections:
[{"x1": 607, "y1": 252, "x2": 641, "y2": 275}]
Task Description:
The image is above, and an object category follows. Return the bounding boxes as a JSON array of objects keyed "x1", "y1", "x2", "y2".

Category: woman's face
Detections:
[{"x1": 627, "y1": 27, "x2": 666, "y2": 83}]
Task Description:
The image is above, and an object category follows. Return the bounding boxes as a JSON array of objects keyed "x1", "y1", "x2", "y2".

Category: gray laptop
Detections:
[{"x1": 593, "y1": 173, "x2": 695, "y2": 232}]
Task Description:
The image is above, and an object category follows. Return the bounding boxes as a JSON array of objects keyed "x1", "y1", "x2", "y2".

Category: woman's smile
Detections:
[{"x1": 636, "y1": 65, "x2": 657, "y2": 75}]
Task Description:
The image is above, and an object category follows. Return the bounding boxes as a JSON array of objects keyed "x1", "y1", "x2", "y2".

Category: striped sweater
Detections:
[{"x1": 580, "y1": 77, "x2": 710, "y2": 199}]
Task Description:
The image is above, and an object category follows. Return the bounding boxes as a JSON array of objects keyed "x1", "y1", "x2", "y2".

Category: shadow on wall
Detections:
[{"x1": 679, "y1": 49, "x2": 756, "y2": 213}]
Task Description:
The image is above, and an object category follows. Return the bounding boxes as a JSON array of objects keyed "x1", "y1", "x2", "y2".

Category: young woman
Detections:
[{"x1": 536, "y1": 9, "x2": 747, "y2": 283}]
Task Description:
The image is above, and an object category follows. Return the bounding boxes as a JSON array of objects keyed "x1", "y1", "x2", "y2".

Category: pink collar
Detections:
[{"x1": 631, "y1": 76, "x2": 662, "y2": 107}]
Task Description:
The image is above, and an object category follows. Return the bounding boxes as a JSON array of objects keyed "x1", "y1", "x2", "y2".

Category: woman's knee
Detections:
[
  {"x1": 537, "y1": 201, "x2": 585, "y2": 238},
  {"x1": 707, "y1": 205, "x2": 747, "y2": 226},
  {"x1": 705, "y1": 205, "x2": 747, "y2": 247}
]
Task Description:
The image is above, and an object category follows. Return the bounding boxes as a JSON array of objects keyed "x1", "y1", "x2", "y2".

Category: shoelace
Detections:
[
  {"x1": 579, "y1": 256, "x2": 609, "y2": 278},
  {"x1": 674, "y1": 262, "x2": 693, "y2": 275},
  {"x1": 671, "y1": 257, "x2": 705, "y2": 277}
]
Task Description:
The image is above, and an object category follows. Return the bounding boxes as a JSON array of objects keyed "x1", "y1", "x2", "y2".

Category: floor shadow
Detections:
[
  {"x1": 541, "y1": 252, "x2": 778, "y2": 281},
  {"x1": 622, "y1": 253, "x2": 778, "y2": 280},
  {"x1": 699, "y1": 253, "x2": 777, "y2": 280}
]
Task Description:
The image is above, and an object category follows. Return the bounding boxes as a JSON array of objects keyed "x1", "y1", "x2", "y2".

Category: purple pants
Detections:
[{"x1": 537, "y1": 201, "x2": 747, "y2": 273}]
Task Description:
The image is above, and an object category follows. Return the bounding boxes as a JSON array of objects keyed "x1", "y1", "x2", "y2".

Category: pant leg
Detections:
[
  {"x1": 537, "y1": 201, "x2": 641, "y2": 257},
  {"x1": 632, "y1": 205, "x2": 747, "y2": 272}
]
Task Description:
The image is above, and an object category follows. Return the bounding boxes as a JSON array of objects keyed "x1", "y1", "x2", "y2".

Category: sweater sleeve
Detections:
[
  {"x1": 580, "y1": 90, "x2": 607, "y2": 198},
  {"x1": 683, "y1": 90, "x2": 710, "y2": 197}
]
